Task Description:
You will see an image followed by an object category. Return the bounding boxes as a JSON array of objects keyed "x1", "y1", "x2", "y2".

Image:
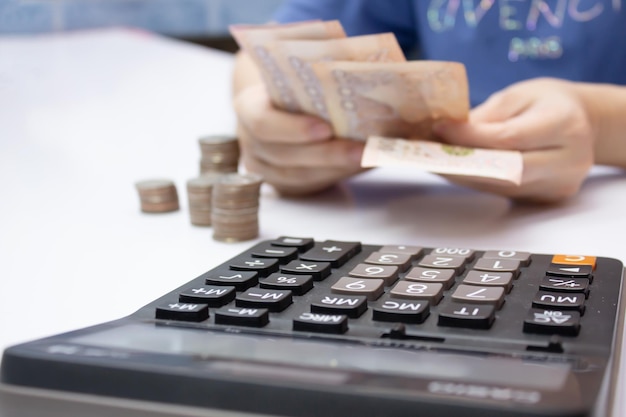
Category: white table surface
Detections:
[{"x1": 1, "y1": 28, "x2": 625, "y2": 416}]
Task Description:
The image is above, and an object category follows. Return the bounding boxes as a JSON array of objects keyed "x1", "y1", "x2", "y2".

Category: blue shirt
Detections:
[{"x1": 273, "y1": 0, "x2": 626, "y2": 106}]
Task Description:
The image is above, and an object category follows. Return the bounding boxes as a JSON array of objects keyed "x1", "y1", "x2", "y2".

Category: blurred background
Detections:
[{"x1": 0, "y1": 0, "x2": 285, "y2": 50}]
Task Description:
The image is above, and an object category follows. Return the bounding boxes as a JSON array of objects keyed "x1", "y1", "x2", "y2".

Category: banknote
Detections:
[
  {"x1": 229, "y1": 20, "x2": 346, "y2": 112},
  {"x1": 311, "y1": 60, "x2": 469, "y2": 141},
  {"x1": 267, "y1": 33, "x2": 406, "y2": 119},
  {"x1": 361, "y1": 136, "x2": 523, "y2": 185}
]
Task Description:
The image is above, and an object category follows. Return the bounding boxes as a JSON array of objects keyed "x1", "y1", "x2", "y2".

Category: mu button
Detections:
[{"x1": 532, "y1": 291, "x2": 586, "y2": 314}]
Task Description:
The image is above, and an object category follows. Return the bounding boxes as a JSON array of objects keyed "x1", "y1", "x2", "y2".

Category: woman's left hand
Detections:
[{"x1": 433, "y1": 77, "x2": 596, "y2": 203}]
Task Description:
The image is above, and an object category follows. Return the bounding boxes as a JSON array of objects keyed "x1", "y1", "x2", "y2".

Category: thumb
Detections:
[{"x1": 432, "y1": 90, "x2": 528, "y2": 149}]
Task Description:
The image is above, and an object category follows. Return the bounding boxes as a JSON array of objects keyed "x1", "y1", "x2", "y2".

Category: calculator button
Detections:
[
  {"x1": 532, "y1": 291, "x2": 586, "y2": 314},
  {"x1": 214, "y1": 307, "x2": 269, "y2": 327},
  {"x1": 546, "y1": 264, "x2": 593, "y2": 279},
  {"x1": 473, "y1": 258, "x2": 520, "y2": 276},
  {"x1": 348, "y1": 264, "x2": 398, "y2": 285},
  {"x1": 418, "y1": 255, "x2": 466, "y2": 273},
  {"x1": 551, "y1": 254, "x2": 597, "y2": 269},
  {"x1": 539, "y1": 277, "x2": 590, "y2": 297},
  {"x1": 204, "y1": 269, "x2": 258, "y2": 291},
  {"x1": 251, "y1": 244, "x2": 298, "y2": 263},
  {"x1": 390, "y1": 281, "x2": 444, "y2": 305},
  {"x1": 310, "y1": 294, "x2": 368, "y2": 318},
  {"x1": 482, "y1": 250, "x2": 531, "y2": 265},
  {"x1": 260, "y1": 273, "x2": 314, "y2": 295},
  {"x1": 281, "y1": 260, "x2": 332, "y2": 281},
  {"x1": 523, "y1": 309, "x2": 581, "y2": 336},
  {"x1": 379, "y1": 245, "x2": 423, "y2": 258},
  {"x1": 372, "y1": 298, "x2": 430, "y2": 324},
  {"x1": 364, "y1": 252, "x2": 412, "y2": 272},
  {"x1": 430, "y1": 247, "x2": 475, "y2": 261},
  {"x1": 299, "y1": 240, "x2": 361, "y2": 267},
  {"x1": 270, "y1": 236, "x2": 315, "y2": 251},
  {"x1": 437, "y1": 303, "x2": 495, "y2": 329},
  {"x1": 179, "y1": 285, "x2": 236, "y2": 307},
  {"x1": 404, "y1": 267, "x2": 455, "y2": 289},
  {"x1": 155, "y1": 303, "x2": 209, "y2": 322},
  {"x1": 236, "y1": 289, "x2": 293, "y2": 312},
  {"x1": 293, "y1": 313, "x2": 348, "y2": 334},
  {"x1": 331, "y1": 277, "x2": 384, "y2": 301},
  {"x1": 462, "y1": 270, "x2": 513, "y2": 292},
  {"x1": 450, "y1": 285, "x2": 505, "y2": 309},
  {"x1": 229, "y1": 257, "x2": 280, "y2": 277}
]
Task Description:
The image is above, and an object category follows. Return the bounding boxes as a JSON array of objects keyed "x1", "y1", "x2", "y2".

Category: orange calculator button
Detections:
[{"x1": 551, "y1": 254, "x2": 597, "y2": 269}]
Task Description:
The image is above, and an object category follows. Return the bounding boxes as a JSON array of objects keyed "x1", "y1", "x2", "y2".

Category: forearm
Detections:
[{"x1": 577, "y1": 82, "x2": 626, "y2": 169}]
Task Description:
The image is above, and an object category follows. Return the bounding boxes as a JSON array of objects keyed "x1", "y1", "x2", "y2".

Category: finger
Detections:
[
  {"x1": 434, "y1": 105, "x2": 565, "y2": 152},
  {"x1": 248, "y1": 137, "x2": 365, "y2": 168},
  {"x1": 235, "y1": 85, "x2": 333, "y2": 144},
  {"x1": 468, "y1": 89, "x2": 529, "y2": 123},
  {"x1": 441, "y1": 148, "x2": 589, "y2": 203},
  {"x1": 241, "y1": 151, "x2": 367, "y2": 195}
]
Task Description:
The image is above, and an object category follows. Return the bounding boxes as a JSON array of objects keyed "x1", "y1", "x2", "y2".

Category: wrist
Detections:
[{"x1": 575, "y1": 82, "x2": 626, "y2": 168}]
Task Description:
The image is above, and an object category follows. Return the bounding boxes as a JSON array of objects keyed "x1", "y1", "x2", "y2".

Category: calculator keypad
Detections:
[{"x1": 156, "y1": 238, "x2": 605, "y2": 341}]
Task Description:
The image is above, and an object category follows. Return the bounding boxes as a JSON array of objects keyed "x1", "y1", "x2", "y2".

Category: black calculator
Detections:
[{"x1": 2, "y1": 237, "x2": 625, "y2": 417}]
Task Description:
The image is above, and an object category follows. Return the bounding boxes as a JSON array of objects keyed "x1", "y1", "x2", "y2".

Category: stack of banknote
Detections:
[{"x1": 230, "y1": 20, "x2": 522, "y2": 185}]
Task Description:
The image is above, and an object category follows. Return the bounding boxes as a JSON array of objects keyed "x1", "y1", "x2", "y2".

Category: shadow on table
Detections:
[{"x1": 277, "y1": 168, "x2": 626, "y2": 241}]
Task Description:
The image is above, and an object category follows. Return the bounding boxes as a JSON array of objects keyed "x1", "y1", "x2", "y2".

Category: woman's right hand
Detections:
[{"x1": 234, "y1": 84, "x2": 367, "y2": 196}]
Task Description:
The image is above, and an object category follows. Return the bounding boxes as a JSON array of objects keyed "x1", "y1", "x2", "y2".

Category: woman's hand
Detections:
[
  {"x1": 234, "y1": 83, "x2": 366, "y2": 196},
  {"x1": 433, "y1": 78, "x2": 597, "y2": 203}
]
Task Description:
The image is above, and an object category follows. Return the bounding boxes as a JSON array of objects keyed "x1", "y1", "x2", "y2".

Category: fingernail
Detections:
[{"x1": 309, "y1": 122, "x2": 333, "y2": 140}]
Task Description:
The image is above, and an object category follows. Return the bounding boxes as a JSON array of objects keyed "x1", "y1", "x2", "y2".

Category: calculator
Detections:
[{"x1": 1, "y1": 237, "x2": 625, "y2": 417}]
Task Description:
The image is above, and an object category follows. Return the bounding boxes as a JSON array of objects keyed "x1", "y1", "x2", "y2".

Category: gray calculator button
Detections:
[
  {"x1": 483, "y1": 250, "x2": 531, "y2": 265},
  {"x1": 404, "y1": 267, "x2": 455, "y2": 289},
  {"x1": 331, "y1": 277, "x2": 384, "y2": 301},
  {"x1": 379, "y1": 245, "x2": 423, "y2": 258},
  {"x1": 430, "y1": 247, "x2": 475, "y2": 261},
  {"x1": 473, "y1": 258, "x2": 520, "y2": 275},
  {"x1": 364, "y1": 251, "x2": 412, "y2": 271},
  {"x1": 418, "y1": 254, "x2": 466, "y2": 272},
  {"x1": 451, "y1": 284, "x2": 505, "y2": 309},
  {"x1": 349, "y1": 263, "x2": 399, "y2": 285},
  {"x1": 390, "y1": 281, "x2": 444, "y2": 305},
  {"x1": 462, "y1": 270, "x2": 513, "y2": 292}
]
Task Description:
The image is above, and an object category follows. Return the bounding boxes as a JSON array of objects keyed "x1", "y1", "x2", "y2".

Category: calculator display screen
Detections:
[{"x1": 72, "y1": 323, "x2": 570, "y2": 390}]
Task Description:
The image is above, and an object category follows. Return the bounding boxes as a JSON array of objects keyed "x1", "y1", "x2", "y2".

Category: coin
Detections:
[
  {"x1": 186, "y1": 174, "x2": 224, "y2": 227},
  {"x1": 135, "y1": 179, "x2": 179, "y2": 213},
  {"x1": 211, "y1": 173, "x2": 264, "y2": 242},
  {"x1": 198, "y1": 135, "x2": 240, "y2": 175}
]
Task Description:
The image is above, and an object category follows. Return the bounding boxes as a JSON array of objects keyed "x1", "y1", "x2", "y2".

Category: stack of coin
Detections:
[
  {"x1": 135, "y1": 179, "x2": 179, "y2": 213},
  {"x1": 186, "y1": 174, "x2": 223, "y2": 226},
  {"x1": 211, "y1": 173, "x2": 263, "y2": 242},
  {"x1": 199, "y1": 134, "x2": 240, "y2": 174}
]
